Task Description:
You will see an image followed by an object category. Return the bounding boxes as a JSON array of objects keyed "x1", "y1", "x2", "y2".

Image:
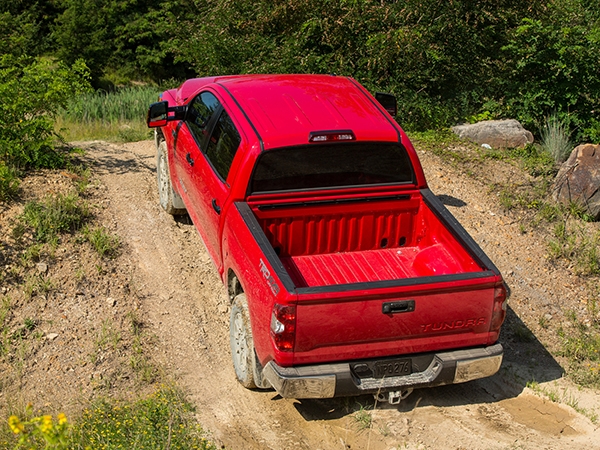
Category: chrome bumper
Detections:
[{"x1": 263, "y1": 344, "x2": 503, "y2": 399}]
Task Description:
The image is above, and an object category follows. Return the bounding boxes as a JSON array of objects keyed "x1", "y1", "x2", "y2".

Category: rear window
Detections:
[{"x1": 250, "y1": 142, "x2": 414, "y2": 193}]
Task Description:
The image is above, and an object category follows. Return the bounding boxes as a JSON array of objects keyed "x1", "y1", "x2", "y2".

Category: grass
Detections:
[
  {"x1": 540, "y1": 114, "x2": 573, "y2": 164},
  {"x1": 57, "y1": 86, "x2": 158, "y2": 142},
  {"x1": 81, "y1": 226, "x2": 120, "y2": 258},
  {"x1": 557, "y1": 313, "x2": 600, "y2": 388},
  {"x1": 527, "y1": 381, "x2": 599, "y2": 423},
  {"x1": 548, "y1": 223, "x2": 600, "y2": 276},
  {"x1": 353, "y1": 404, "x2": 373, "y2": 431},
  {"x1": 21, "y1": 193, "x2": 90, "y2": 244},
  {"x1": 1, "y1": 386, "x2": 216, "y2": 450}
]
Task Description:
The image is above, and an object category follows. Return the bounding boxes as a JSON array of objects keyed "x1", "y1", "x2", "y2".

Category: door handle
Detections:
[
  {"x1": 382, "y1": 300, "x2": 415, "y2": 315},
  {"x1": 211, "y1": 199, "x2": 221, "y2": 215},
  {"x1": 185, "y1": 153, "x2": 194, "y2": 166}
]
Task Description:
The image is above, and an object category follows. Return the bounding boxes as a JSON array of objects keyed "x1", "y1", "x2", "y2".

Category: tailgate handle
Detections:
[{"x1": 382, "y1": 300, "x2": 415, "y2": 315}]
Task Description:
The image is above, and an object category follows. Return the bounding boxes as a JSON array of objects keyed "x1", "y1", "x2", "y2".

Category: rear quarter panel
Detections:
[{"x1": 222, "y1": 202, "x2": 298, "y2": 367}]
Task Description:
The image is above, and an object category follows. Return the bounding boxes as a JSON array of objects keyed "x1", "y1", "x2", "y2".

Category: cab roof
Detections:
[{"x1": 177, "y1": 74, "x2": 400, "y2": 150}]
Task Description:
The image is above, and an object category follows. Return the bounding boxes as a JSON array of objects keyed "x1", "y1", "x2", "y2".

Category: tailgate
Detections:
[{"x1": 293, "y1": 278, "x2": 500, "y2": 365}]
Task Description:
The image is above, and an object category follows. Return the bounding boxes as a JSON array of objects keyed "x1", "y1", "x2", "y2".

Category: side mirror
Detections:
[
  {"x1": 147, "y1": 101, "x2": 168, "y2": 128},
  {"x1": 375, "y1": 92, "x2": 397, "y2": 117}
]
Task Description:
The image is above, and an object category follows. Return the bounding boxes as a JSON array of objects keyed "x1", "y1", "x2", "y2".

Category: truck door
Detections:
[
  {"x1": 187, "y1": 100, "x2": 242, "y2": 268},
  {"x1": 173, "y1": 91, "x2": 220, "y2": 219}
]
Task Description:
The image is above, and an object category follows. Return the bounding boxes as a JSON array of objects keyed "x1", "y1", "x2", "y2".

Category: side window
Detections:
[
  {"x1": 205, "y1": 109, "x2": 241, "y2": 181},
  {"x1": 187, "y1": 91, "x2": 220, "y2": 148}
]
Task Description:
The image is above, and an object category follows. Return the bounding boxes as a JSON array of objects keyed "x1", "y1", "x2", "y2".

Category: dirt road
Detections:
[{"x1": 83, "y1": 139, "x2": 599, "y2": 450}]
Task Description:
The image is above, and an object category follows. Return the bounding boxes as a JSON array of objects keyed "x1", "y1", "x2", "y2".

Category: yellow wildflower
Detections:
[
  {"x1": 39, "y1": 415, "x2": 53, "y2": 433},
  {"x1": 58, "y1": 412, "x2": 68, "y2": 425},
  {"x1": 8, "y1": 416, "x2": 24, "y2": 434}
]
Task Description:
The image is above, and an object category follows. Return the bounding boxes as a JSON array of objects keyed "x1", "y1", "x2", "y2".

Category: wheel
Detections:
[
  {"x1": 156, "y1": 140, "x2": 186, "y2": 215},
  {"x1": 229, "y1": 294, "x2": 258, "y2": 389}
]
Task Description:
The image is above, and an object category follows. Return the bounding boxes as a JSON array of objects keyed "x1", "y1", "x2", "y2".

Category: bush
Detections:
[
  {"x1": 540, "y1": 114, "x2": 573, "y2": 164},
  {"x1": 0, "y1": 56, "x2": 91, "y2": 170},
  {"x1": 0, "y1": 162, "x2": 19, "y2": 201}
]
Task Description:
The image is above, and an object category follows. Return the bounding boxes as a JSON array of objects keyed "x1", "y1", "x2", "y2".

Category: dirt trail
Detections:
[{"x1": 82, "y1": 140, "x2": 600, "y2": 450}]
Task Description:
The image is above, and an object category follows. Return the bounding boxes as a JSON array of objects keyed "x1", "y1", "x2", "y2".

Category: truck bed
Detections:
[{"x1": 252, "y1": 190, "x2": 482, "y2": 288}]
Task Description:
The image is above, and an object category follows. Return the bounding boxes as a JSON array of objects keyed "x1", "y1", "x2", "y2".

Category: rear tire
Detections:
[
  {"x1": 156, "y1": 140, "x2": 186, "y2": 215},
  {"x1": 229, "y1": 294, "x2": 258, "y2": 389}
]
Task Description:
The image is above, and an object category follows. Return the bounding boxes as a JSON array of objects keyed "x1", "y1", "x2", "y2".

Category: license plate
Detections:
[{"x1": 373, "y1": 359, "x2": 412, "y2": 378}]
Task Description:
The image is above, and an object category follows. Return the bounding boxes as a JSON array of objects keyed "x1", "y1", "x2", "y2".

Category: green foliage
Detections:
[
  {"x1": 507, "y1": 144, "x2": 557, "y2": 177},
  {"x1": 3, "y1": 387, "x2": 216, "y2": 449},
  {"x1": 558, "y1": 317, "x2": 600, "y2": 387},
  {"x1": 82, "y1": 226, "x2": 120, "y2": 258},
  {"x1": 548, "y1": 224, "x2": 600, "y2": 275},
  {"x1": 62, "y1": 86, "x2": 159, "y2": 123},
  {"x1": 540, "y1": 114, "x2": 573, "y2": 163},
  {"x1": 0, "y1": 162, "x2": 20, "y2": 201},
  {"x1": 6, "y1": 409, "x2": 70, "y2": 450},
  {"x1": 58, "y1": 86, "x2": 157, "y2": 142},
  {"x1": 168, "y1": 0, "x2": 545, "y2": 131},
  {"x1": 69, "y1": 386, "x2": 216, "y2": 449},
  {"x1": 53, "y1": 0, "x2": 191, "y2": 86},
  {"x1": 5, "y1": 0, "x2": 600, "y2": 140},
  {"x1": 21, "y1": 194, "x2": 90, "y2": 244},
  {"x1": 0, "y1": 56, "x2": 91, "y2": 169},
  {"x1": 498, "y1": 3, "x2": 600, "y2": 142}
]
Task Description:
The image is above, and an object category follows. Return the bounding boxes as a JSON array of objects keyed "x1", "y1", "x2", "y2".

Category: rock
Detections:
[
  {"x1": 552, "y1": 144, "x2": 600, "y2": 220},
  {"x1": 45, "y1": 333, "x2": 59, "y2": 341},
  {"x1": 452, "y1": 119, "x2": 534, "y2": 148},
  {"x1": 37, "y1": 262, "x2": 48, "y2": 274}
]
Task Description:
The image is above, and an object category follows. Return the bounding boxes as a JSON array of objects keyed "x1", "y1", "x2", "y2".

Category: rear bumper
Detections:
[{"x1": 263, "y1": 343, "x2": 503, "y2": 399}]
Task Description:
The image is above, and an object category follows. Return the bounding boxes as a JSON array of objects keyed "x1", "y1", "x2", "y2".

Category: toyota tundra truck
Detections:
[{"x1": 146, "y1": 74, "x2": 507, "y2": 404}]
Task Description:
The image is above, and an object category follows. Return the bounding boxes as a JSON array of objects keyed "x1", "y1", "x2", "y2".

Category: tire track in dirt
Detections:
[{"x1": 82, "y1": 140, "x2": 600, "y2": 450}]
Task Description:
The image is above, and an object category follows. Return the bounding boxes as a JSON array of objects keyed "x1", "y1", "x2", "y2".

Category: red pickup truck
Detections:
[{"x1": 147, "y1": 74, "x2": 506, "y2": 404}]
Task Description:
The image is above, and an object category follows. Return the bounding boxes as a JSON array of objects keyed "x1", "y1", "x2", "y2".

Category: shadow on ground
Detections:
[
  {"x1": 290, "y1": 305, "x2": 563, "y2": 422},
  {"x1": 74, "y1": 142, "x2": 155, "y2": 176}
]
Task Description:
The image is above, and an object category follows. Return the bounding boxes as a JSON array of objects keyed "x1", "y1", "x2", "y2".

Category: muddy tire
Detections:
[
  {"x1": 229, "y1": 294, "x2": 258, "y2": 389},
  {"x1": 156, "y1": 140, "x2": 186, "y2": 215}
]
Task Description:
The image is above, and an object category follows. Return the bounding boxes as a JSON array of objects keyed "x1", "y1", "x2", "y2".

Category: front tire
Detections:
[{"x1": 156, "y1": 140, "x2": 186, "y2": 215}]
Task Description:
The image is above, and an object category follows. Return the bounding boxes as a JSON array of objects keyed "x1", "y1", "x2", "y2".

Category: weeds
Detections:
[
  {"x1": 540, "y1": 114, "x2": 572, "y2": 164},
  {"x1": 557, "y1": 314, "x2": 600, "y2": 388},
  {"x1": 69, "y1": 386, "x2": 215, "y2": 449},
  {"x1": 81, "y1": 226, "x2": 120, "y2": 258},
  {"x1": 23, "y1": 274, "x2": 54, "y2": 299},
  {"x1": 353, "y1": 404, "x2": 373, "y2": 431},
  {"x1": 548, "y1": 224, "x2": 600, "y2": 275},
  {"x1": 95, "y1": 319, "x2": 122, "y2": 353},
  {"x1": 21, "y1": 193, "x2": 90, "y2": 244},
  {"x1": 58, "y1": 86, "x2": 157, "y2": 142},
  {"x1": 527, "y1": 381, "x2": 599, "y2": 423},
  {"x1": 129, "y1": 312, "x2": 157, "y2": 384},
  {"x1": 66, "y1": 163, "x2": 92, "y2": 193}
]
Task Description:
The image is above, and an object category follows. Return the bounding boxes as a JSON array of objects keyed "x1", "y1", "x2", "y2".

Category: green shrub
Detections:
[
  {"x1": 540, "y1": 114, "x2": 573, "y2": 164},
  {"x1": 0, "y1": 162, "x2": 19, "y2": 201},
  {"x1": 82, "y1": 226, "x2": 120, "y2": 258},
  {"x1": 21, "y1": 194, "x2": 90, "y2": 244},
  {"x1": 0, "y1": 55, "x2": 91, "y2": 170},
  {"x1": 69, "y1": 386, "x2": 216, "y2": 450}
]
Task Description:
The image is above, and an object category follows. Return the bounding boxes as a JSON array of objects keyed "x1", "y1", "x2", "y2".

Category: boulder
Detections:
[
  {"x1": 552, "y1": 144, "x2": 600, "y2": 220},
  {"x1": 452, "y1": 119, "x2": 534, "y2": 148}
]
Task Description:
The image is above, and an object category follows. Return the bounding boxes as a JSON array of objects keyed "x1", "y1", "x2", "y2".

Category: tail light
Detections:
[
  {"x1": 271, "y1": 303, "x2": 296, "y2": 352},
  {"x1": 490, "y1": 283, "x2": 507, "y2": 331}
]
